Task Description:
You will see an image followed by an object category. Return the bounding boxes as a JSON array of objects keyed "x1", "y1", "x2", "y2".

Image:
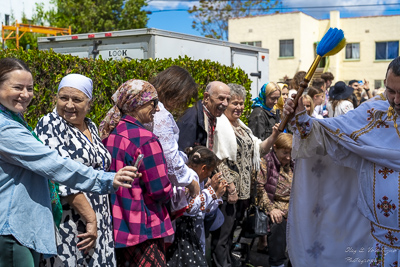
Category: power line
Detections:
[{"x1": 146, "y1": 2, "x2": 400, "y2": 13}]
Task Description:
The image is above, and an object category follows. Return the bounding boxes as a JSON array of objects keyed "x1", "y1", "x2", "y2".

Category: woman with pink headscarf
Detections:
[{"x1": 100, "y1": 79, "x2": 174, "y2": 267}]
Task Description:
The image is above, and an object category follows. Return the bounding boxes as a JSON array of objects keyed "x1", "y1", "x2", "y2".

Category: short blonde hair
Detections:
[{"x1": 274, "y1": 133, "x2": 293, "y2": 150}]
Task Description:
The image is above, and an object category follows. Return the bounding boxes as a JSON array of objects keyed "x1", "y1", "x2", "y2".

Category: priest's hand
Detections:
[{"x1": 283, "y1": 94, "x2": 305, "y2": 116}]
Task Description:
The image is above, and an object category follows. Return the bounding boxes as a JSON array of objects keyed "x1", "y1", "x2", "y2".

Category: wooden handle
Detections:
[
  {"x1": 278, "y1": 55, "x2": 323, "y2": 132},
  {"x1": 278, "y1": 81, "x2": 309, "y2": 132}
]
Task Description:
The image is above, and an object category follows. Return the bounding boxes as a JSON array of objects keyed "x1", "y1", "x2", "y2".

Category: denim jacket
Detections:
[{"x1": 0, "y1": 112, "x2": 116, "y2": 257}]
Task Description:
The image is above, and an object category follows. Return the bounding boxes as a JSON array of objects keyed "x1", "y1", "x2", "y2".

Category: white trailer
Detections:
[{"x1": 38, "y1": 28, "x2": 269, "y2": 98}]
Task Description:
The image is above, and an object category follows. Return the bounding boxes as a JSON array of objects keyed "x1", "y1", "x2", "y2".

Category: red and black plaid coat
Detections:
[{"x1": 102, "y1": 114, "x2": 174, "y2": 248}]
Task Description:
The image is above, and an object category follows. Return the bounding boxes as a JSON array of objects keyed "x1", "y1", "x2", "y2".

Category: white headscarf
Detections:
[{"x1": 58, "y1": 74, "x2": 93, "y2": 100}]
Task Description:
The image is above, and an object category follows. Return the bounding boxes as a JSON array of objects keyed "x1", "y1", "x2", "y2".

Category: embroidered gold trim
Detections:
[
  {"x1": 371, "y1": 222, "x2": 400, "y2": 249},
  {"x1": 373, "y1": 163, "x2": 379, "y2": 224},
  {"x1": 392, "y1": 114, "x2": 400, "y2": 140},
  {"x1": 387, "y1": 106, "x2": 395, "y2": 119},
  {"x1": 320, "y1": 124, "x2": 347, "y2": 141},
  {"x1": 371, "y1": 221, "x2": 400, "y2": 233},
  {"x1": 353, "y1": 113, "x2": 385, "y2": 142},
  {"x1": 294, "y1": 110, "x2": 310, "y2": 140},
  {"x1": 321, "y1": 125, "x2": 340, "y2": 135},
  {"x1": 385, "y1": 108, "x2": 400, "y2": 140},
  {"x1": 349, "y1": 110, "x2": 377, "y2": 140}
]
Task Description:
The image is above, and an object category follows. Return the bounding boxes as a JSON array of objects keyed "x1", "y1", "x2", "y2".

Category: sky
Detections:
[{"x1": 146, "y1": 0, "x2": 400, "y2": 38}]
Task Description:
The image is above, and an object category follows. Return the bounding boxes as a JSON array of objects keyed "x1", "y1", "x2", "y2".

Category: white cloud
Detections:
[{"x1": 147, "y1": 0, "x2": 199, "y2": 10}]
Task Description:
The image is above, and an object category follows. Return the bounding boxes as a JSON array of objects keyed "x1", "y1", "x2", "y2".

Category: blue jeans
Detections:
[{"x1": 0, "y1": 235, "x2": 40, "y2": 267}]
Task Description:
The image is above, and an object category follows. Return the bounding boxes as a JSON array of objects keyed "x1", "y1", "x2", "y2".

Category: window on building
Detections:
[
  {"x1": 313, "y1": 42, "x2": 326, "y2": 68},
  {"x1": 345, "y1": 43, "x2": 360, "y2": 59},
  {"x1": 240, "y1": 41, "x2": 262, "y2": 47},
  {"x1": 374, "y1": 80, "x2": 384, "y2": 89},
  {"x1": 279, "y1": 39, "x2": 294, "y2": 57},
  {"x1": 375, "y1": 41, "x2": 399, "y2": 60},
  {"x1": 5, "y1": 14, "x2": 9, "y2": 26}
]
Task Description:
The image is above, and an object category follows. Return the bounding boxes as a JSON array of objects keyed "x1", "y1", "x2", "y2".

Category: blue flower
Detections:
[{"x1": 307, "y1": 241, "x2": 325, "y2": 259}]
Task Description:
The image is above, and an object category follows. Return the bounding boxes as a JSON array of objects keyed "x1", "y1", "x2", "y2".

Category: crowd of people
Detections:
[{"x1": 0, "y1": 54, "x2": 397, "y2": 267}]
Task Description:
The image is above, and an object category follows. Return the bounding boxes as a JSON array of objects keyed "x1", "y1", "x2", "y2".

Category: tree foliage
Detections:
[
  {"x1": 46, "y1": 0, "x2": 149, "y2": 33},
  {"x1": 188, "y1": 0, "x2": 278, "y2": 40},
  {"x1": 3, "y1": 1, "x2": 149, "y2": 50}
]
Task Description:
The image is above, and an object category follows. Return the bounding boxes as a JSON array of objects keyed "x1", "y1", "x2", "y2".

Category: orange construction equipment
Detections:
[{"x1": 2, "y1": 20, "x2": 71, "y2": 49}]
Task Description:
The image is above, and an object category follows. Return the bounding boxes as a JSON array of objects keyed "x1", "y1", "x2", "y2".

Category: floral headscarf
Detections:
[
  {"x1": 251, "y1": 82, "x2": 281, "y2": 111},
  {"x1": 99, "y1": 79, "x2": 158, "y2": 140}
]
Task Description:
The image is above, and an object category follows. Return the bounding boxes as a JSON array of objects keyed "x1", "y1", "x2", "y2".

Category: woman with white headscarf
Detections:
[{"x1": 35, "y1": 74, "x2": 116, "y2": 266}]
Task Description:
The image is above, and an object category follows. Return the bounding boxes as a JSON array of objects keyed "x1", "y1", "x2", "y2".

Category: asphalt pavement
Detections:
[{"x1": 205, "y1": 227, "x2": 292, "y2": 267}]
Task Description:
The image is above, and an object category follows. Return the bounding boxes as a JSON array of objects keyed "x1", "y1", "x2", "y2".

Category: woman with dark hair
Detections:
[
  {"x1": 166, "y1": 146, "x2": 225, "y2": 267},
  {"x1": 326, "y1": 81, "x2": 354, "y2": 117},
  {"x1": 149, "y1": 65, "x2": 198, "y2": 116},
  {"x1": 289, "y1": 71, "x2": 306, "y2": 91},
  {"x1": 320, "y1": 72, "x2": 334, "y2": 89},
  {"x1": 149, "y1": 66, "x2": 201, "y2": 204},
  {"x1": 0, "y1": 58, "x2": 137, "y2": 266},
  {"x1": 307, "y1": 86, "x2": 325, "y2": 119}
]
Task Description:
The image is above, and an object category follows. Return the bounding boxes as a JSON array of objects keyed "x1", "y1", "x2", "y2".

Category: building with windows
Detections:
[
  {"x1": 229, "y1": 11, "x2": 400, "y2": 89},
  {"x1": 0, "y1": 0, "x2": 52, "y2": 26}
]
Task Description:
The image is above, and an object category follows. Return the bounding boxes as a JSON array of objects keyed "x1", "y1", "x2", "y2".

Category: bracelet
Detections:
[
  {"x1": 364, "y1": 88, "x2": 370, "y2": 91},
  {"x1": 228, "y1": 188, "x2": 237, "y2": 195}
]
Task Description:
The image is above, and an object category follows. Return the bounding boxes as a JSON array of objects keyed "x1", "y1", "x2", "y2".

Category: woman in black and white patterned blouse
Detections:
[{"x1": 35, "y1": 74, "x2": 116, "y2": 266}]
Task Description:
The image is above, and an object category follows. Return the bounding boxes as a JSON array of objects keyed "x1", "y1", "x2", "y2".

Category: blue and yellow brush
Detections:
[{"x1": 279, "y1": 27, "x2": 346, "y2": 132}]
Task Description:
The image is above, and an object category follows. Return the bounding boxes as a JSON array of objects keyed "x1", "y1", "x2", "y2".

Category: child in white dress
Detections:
[{"x1": 166, "y1": 146, "x2": 226, "y2": 267}]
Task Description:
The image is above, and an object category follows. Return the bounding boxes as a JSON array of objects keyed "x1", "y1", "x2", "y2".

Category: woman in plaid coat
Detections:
[{"x1": 100, "y1": 79, "x2": 174, "y2": 267}]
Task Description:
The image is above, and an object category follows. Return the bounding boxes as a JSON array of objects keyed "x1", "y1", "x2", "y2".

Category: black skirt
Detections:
[{"x1": 166, "y1": 216, "x2": 208, "y2": 267}]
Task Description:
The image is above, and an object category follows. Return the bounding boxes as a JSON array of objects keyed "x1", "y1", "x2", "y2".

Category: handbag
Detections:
[
  {"x1": 241, "y1": 204, "x2": 269, "y2": 238},
  {"x1": 241, "y1": 176, "x2": 269, "y2": 238}
]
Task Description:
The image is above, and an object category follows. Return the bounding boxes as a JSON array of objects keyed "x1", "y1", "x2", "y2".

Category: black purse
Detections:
[
  {"x1": 241, "y1": 204, "x2": 269, "y2": 238},
  {"x1": 241, "y1": 177, "x2": 269, "y2": 238}
]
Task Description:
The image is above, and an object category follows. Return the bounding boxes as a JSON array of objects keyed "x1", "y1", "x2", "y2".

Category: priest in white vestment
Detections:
[{"x1": 285, "y1": 56, "x2": 400, "y2": 267}]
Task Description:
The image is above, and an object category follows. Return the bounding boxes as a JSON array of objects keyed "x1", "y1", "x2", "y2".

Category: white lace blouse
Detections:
[
  {"x1": 326, "y1": 100, "x2": 354, "y2": 118},
  {"x1": 151, "y1": 102, "x2": 196, "y2": 186}
]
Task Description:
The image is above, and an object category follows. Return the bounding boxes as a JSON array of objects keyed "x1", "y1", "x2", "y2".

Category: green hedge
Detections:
[{"x1": 0, "y1": 49, "x2": 253, "y2": 127}]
